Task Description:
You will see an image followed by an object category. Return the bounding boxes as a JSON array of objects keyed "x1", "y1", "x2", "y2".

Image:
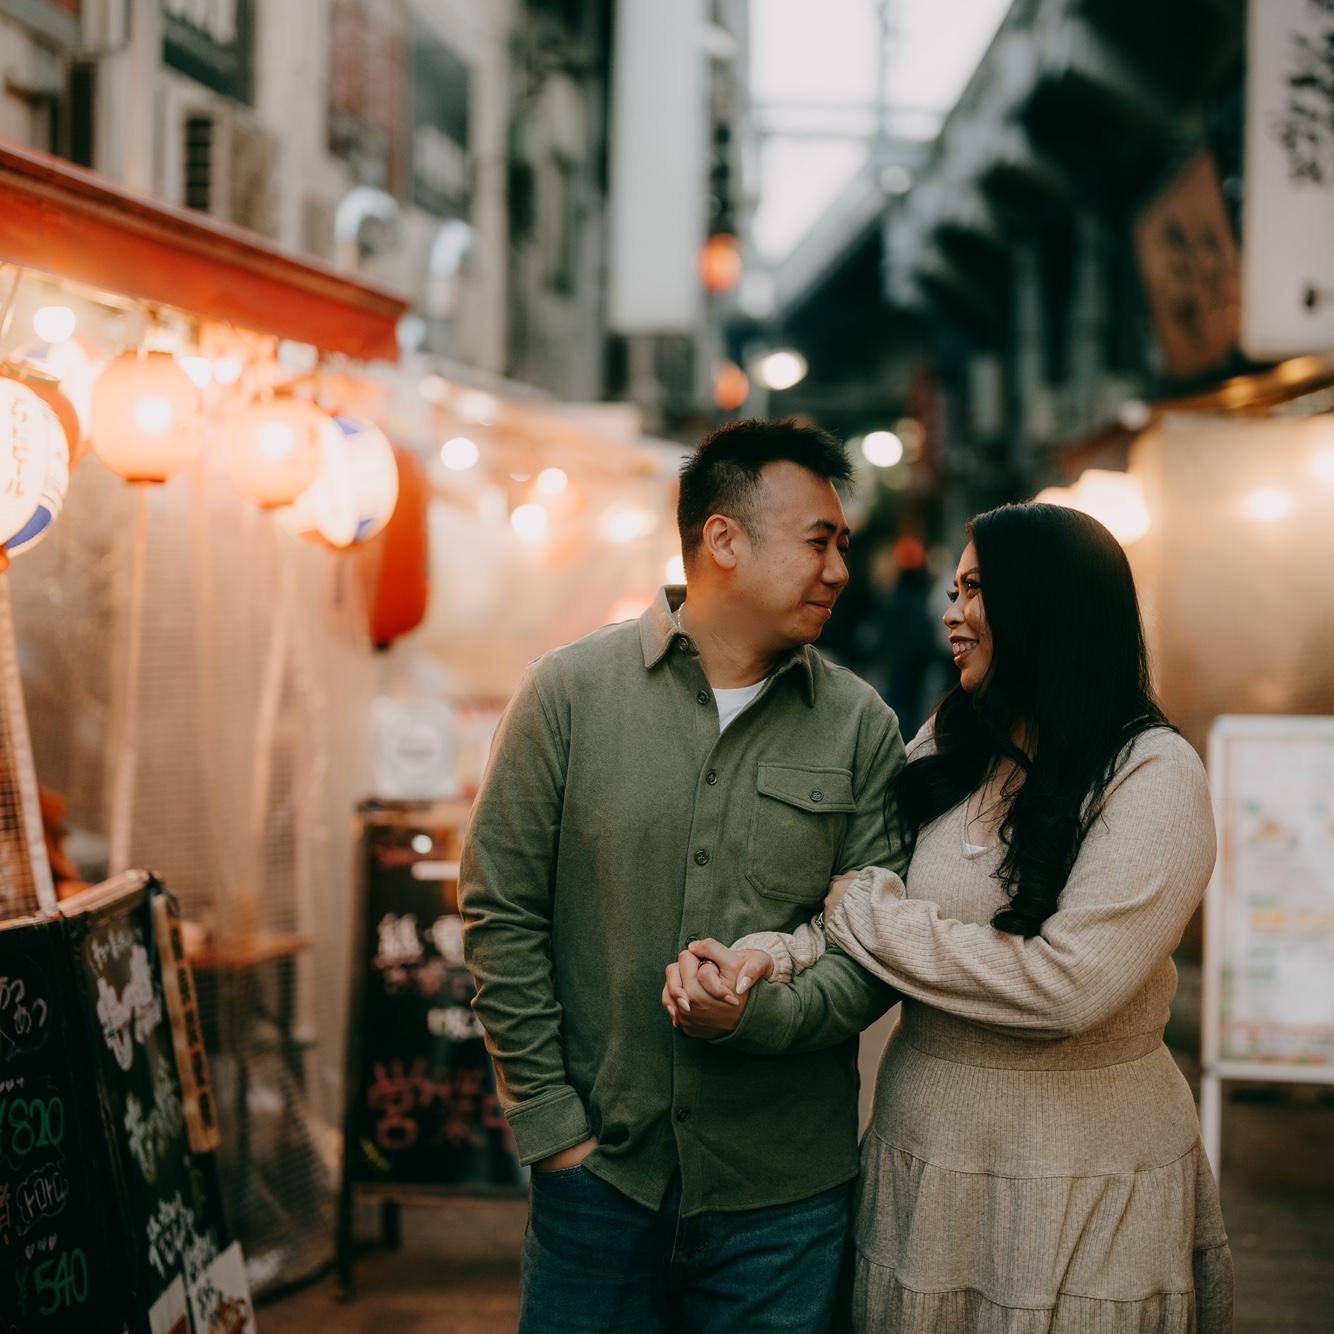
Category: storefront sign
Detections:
[
  {"x1": 1135, "y1": 152, "x2": 1240, "y2": 380},
  {"x1": 1242, "y1": 0, "x2": 1334, "y2": 359},
  {"x1": 162, "y1": 0, "x2": 255, "y2": 104},
  {"x1": 409, "y1": 19, "x2": 470, "y2": 218}
]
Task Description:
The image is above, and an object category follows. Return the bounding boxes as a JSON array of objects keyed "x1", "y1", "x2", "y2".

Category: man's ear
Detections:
[{"x1": 700, "y1": 514, "x2": 740, "y2": 570}]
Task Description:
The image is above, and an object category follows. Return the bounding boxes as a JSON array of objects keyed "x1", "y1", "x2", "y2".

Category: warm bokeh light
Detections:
[
  {"x1": 178, "y1": 356, "x2": 213, "y2": 390},
  {"x1": 511, "y1": 503, "x2": 550, "y2": 542},
  {"x1": 457, "y1": 390, "x2": 499, "y2": 425},
  {"x1": 699, "y1": 233, "x2": 743, "y2": 293},
  {"x1": 212, "y1": 357, "x2": 244, "y2": 387},
  {"x1": 1311, "y1": 451, "x2": 1334, "y2": 484},
  {"x1": 665, "y1": 555, "x2": 686, "y2": 584},
  {"x1": 1035, "y1": 469, "x2": 1151, "y2": 546},
  {"x1": 536, "y1": 467, "x2": 569, "y2": 496},
  {"x1": 1239, "y1": 487, "x2": 1294, "y2": 523},
  {"x1": 441, "y1": 435, "x2": 480, "y2": 471},
  {"x1": 32, "y1": 305, "x2": 76, "y2": 343},
  {"x1": 862, "y1": 430, "x2": 904, "y2": 467},
  {"x1": 598, "y1": 504, "x2": 658, "y2": 544},
  {"x1": 753, "y1": 349, "x2": 807, "y2": 391},
  {"x1": 713, "y1": 361, "x2": 750, "y2": 411}
]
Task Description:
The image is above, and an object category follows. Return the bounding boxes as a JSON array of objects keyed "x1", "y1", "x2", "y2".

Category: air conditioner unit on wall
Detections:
[{"x1": 180, "y1": 105, "x2": 279, "y2": 239}]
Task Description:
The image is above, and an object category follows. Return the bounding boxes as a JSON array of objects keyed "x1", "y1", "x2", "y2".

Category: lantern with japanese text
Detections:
[
  {"x1": 0, "y1": 375, "x2": 70, "y2": 558},
  {"x1": 285, "y1": 414, "x2": 398, "y2": 548}
]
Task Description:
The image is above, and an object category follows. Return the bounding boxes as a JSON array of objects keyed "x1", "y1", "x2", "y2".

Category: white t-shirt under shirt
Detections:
[
  {"x1": 670, "y1": 603, "x2": 766, "y2": 732},
  {"x1": 714, "y1": 680, "x2": 766, "y2": 732}
]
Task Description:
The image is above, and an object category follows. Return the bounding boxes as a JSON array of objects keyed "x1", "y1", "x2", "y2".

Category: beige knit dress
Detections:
[{"x1": 738, "y1": 725, "x2": 1232, "y2": 1334}]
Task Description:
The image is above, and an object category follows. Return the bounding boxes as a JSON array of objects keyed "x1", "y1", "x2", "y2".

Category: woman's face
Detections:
[{"x1": 943, "y1": 540, "x2": 992, "y2": 692}]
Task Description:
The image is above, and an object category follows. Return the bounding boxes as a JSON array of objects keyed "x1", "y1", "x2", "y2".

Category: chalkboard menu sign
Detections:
[
  {"x1": 0, "y1": 915, "x2": 123, "y2": 1332},
  {"x1": 58, "y1": 872, "x2": 254, "y2": 1334},
  {"x1": 338, "y1": 801, "x2": 521, "y2": 1296}
]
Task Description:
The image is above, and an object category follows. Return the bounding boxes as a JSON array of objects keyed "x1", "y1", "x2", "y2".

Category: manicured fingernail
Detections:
[
  {"x1": 726, "y1": 994, "x2": 739, "y2": 1006},
  {"x1": 680, "y1": 997, "x2": 690, "y2": 1013},
  {"x1": 737, "y1": 976, "x2": 751, "y2": 993}
]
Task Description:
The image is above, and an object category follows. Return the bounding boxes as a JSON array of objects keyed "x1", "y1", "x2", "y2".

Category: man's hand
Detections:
[
  {"x1": 534, "y1": 1137, "x2": 598, "y2": 1172},
  {"x1": 661, "y1": 939, "x2": 774, "y2": 1038},
  {"x1": 825, "y1": 870, "x2": 861, "y2": 918}
]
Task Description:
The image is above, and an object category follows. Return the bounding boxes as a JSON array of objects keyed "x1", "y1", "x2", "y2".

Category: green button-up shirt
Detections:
[{"x1": 459, "y1": 587, "x2": 908, "y2": 1214}]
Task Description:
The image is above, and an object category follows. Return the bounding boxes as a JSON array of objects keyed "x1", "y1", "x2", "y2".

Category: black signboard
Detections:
[
  {"x1": 409, "y1": 19, "x2": 470, "y2": 217},
  {"x1": 0, "y1": 915, "x2": 124, "y2": 1332},
  {"x1": 60, "y1": 872, "x2": 241, "y2": 1333},
  {"x1": 337, "y1": 801, "x2": 521, "y2": 1297},
  {"x1": 162, "y1": 0, "x2": 255, "y2": 104}
]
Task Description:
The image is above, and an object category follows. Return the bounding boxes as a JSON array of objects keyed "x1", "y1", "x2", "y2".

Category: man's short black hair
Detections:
[{"x1": 677, "y1": 418, "x2": 852, "y2": 562}]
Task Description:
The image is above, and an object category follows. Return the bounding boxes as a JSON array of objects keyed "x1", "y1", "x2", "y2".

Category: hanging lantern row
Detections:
[{"x1": 0, "y1": 340, "x2": 402, "y2": 562}]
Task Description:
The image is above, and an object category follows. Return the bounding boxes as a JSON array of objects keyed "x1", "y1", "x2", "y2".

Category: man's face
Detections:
[{"x1": 729, "y1": 461, "x2": 851, "y2": 650}]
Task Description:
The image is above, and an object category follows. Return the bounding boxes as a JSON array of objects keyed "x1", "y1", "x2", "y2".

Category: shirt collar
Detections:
[{"x1": 638, "y1": 586, "x2": 817, "y2": 706}]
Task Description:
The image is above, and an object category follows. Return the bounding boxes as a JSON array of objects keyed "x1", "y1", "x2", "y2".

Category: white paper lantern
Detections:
[
  {"x1": 89, "y1": 350, "x2": 202, "y2": 484},
  {"x1": 284, "y1": 415, "x2": 398, "y2": 548},
  {"x1": 0, "y1": 377, "x2": 71, "y2": 556}
]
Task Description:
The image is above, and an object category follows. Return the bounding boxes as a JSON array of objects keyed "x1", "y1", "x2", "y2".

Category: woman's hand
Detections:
[
  {"x1": 661, "y1": 939, "x2": 774, "y2": 1032},
  {"x1": 825, "y1": 870, "x2": 861, "y2": 918}
]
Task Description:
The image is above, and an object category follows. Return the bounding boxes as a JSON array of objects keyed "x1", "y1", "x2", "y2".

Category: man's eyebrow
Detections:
[{"x1": 807, "y1": 520, "x2": 852, "y2": 539}]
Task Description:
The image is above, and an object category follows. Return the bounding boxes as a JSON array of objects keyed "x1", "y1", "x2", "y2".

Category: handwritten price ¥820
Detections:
[{"x1": 0, "y1": 1095, "x2": 65, "y2": 1161}]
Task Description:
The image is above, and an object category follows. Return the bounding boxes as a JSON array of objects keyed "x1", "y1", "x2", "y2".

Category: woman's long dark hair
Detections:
[{"x1": 892, "y1": 502, "x2": 1169, "y2": 937}]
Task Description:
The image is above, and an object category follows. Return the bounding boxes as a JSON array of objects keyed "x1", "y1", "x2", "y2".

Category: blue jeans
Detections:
[{"x1": 519, "y1": 1166, "x2": 851, "y2": 1333}]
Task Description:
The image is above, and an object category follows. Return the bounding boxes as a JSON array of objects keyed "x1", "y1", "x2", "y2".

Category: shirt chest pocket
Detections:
[{"x1": 746, "y1": 764, "x2": 857, "y2": 903}]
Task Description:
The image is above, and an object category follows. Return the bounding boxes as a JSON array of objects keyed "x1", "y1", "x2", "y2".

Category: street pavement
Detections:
[{"x1": 263, "y1": 994, "x2": 1334, "y2": 1332}]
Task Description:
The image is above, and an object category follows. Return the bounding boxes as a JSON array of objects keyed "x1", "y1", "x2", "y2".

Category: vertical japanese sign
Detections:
[
  {"x1": 1135, "y1": 152, "x2": 1241, "y2": 380},
  {"x1": 1242, "y1": 0, "x2": 1334, "y2": 358}
]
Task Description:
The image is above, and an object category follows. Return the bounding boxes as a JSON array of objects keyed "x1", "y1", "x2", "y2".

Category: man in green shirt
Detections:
[{"x1": 460, "y1": 420, "x2": 908, "y2": 1330}]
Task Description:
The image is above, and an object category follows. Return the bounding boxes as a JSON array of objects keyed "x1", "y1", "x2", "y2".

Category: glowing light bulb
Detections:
[
  {"x1": 441, "y1": 436, "x2": 479, "y2": 471},
  {"x1": 754, "y1": 350, "x2": 807, "y2": 391},
  {"x1": 511, "y1": 503, "x2": 550, "y2": 542},
  {"x1": 33, "y1": 306, "x2": 76, "y2": 343},
  {"x1": 862, "y1": 431, "x2": 904, "y2": 467}
]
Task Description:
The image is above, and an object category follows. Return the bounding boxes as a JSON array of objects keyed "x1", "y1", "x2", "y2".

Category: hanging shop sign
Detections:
[
  {"x1": 1242, "y1": 0, "x2": 1334, "y2": 360},
  {"x1": 328, "y1": 0, "x2": 404, "y2": 194},
  {"x1": 1135, "y1": 152, "x2": 1241, "y2": 381},
  {"x1": 162, "y1": 0, "x2": 255, "y2": 103},
  {"x1": 409, "y1": 19, "x2": 471, "y2": 219}
]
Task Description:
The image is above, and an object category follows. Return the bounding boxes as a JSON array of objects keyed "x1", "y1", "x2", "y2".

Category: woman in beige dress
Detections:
[{"x1": 668, "y1": 502, "x2": 1232, "y2": 1333}]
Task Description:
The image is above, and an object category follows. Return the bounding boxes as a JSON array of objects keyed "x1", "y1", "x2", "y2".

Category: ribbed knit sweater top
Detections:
[{"x1": 736, "y1": 723, "x2": 1233, "y2": 1334}]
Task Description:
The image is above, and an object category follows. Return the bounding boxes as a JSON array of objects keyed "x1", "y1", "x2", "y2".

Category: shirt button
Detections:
[
  {"x1": 705, "y1": 770, "x2": 718, "y2": 786},
  {"x1": 676, "y1": 1106, "x2": 692, "y2": 1123},
  {"x1": 696, "y1": 691, "x2": 710, "y2": 705},
  {"x1": 677, "y1": 637, "x2": 691, "y2": 653},
  {"x1": 809, "y1": 789, "x2": 824, "y2": 803},
  {"x1": 694, "y1": 849, "x2": 710, "y2": 866}
]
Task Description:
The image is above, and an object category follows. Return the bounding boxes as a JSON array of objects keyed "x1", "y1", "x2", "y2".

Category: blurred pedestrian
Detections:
[
  {"x1": 674, "y1": 502, "x2": 1232, "y2": 1333},
  {"x1": 461, "y1": 420, "x2": 909, "y2": 1331}
]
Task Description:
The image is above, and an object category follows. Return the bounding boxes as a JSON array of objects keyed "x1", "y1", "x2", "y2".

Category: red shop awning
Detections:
[{"x1": 0, "y1": 140, "x2": 408, "y2": 362}]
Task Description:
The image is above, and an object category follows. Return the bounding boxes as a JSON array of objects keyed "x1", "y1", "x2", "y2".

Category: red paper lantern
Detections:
[{"x1": 365, "y1": 444, "x2": 429, "y2": 649}]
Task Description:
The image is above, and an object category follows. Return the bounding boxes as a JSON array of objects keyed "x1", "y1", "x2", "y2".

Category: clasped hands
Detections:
[{"x1": 661, "y1": 870, "x2": 860, "y2": 1038}]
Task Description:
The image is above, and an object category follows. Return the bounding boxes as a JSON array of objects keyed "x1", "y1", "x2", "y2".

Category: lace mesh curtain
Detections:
[{"x1": 11, "y1": 448, "x2": 377, "y2": 1292}]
